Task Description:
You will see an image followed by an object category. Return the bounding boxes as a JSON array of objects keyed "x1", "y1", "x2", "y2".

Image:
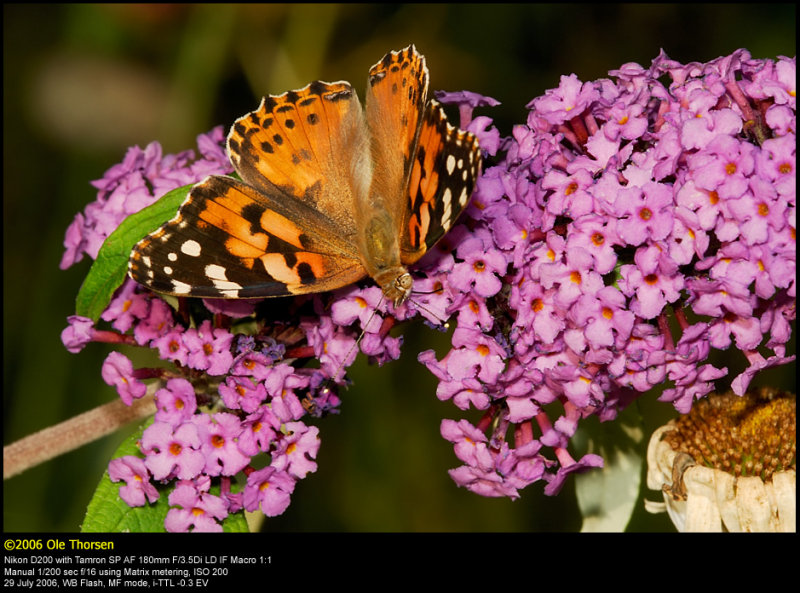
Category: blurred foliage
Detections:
[{"x1": 3, "y1": 4, "x2": 795, "y2": 532}]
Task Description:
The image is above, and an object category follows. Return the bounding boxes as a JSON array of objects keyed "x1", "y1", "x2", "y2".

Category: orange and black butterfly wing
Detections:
[
  {"x1": 363, "y1": 45, "x2": 481, "y2": 265},
  {"x1": 130, "y1": 80, "x2": 374, "y2": 298},
  {"x1": 129, "y1": 176, "x2": 367, "y2": 298}
]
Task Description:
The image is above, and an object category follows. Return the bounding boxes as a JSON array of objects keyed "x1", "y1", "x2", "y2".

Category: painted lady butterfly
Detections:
[{"x1": 129, "y1": 45, "x2": 481, "y2": 306}]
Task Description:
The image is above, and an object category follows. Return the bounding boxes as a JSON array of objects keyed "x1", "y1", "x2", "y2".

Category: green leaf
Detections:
[
  {"x1": 81, "y1": 420, "x2": 168, "y2": 532},
  {"x1": 573, "y1": 404, "x2": 644, "y2": 532},
  {"x1": 81, "y1": 421, "x2": 249, "y2": 533},
  {"x1": 74, "y1": 183, "x2": 193, "y2": 321}
]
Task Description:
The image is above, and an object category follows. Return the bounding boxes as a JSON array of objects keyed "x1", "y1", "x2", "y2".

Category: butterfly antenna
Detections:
[{"x1": 408, "y1": 285, "x2": 451, "y2": 329}]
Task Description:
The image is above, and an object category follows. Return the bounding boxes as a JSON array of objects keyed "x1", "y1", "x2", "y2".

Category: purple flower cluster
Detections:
[
  {"x1": 61, "y1": 48, "x2": 795, "y2": 528},
  {"x1": 61, "y1": 128, "x2": 232, "y2": 270},
  {"x1": 421, "y1": 49, "x2": 795, "y2": 498},
  {"x1": 61, "y1": 128, "x2": 404, "y2": 531}
]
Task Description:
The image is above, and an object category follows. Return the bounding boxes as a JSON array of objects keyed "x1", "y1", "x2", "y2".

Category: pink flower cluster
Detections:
[
  {"x1": 420, "y1": 49, "x2": 795, "y2": 498},
  {"x1": 61, "y1": 129, "x2": 400, "y2": 531}
]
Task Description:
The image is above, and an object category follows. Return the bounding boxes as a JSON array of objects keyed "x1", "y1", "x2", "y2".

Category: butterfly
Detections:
[{"x1": 128, "y1": 45, "x2": 481, "y2": 306}]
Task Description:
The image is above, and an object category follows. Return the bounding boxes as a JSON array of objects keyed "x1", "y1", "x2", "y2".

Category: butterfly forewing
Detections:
[
  {"x1": 365, "y1": 45, "x2": 430, "y2": 217},
  {"x1": 227, "y1": 80, "x2": 367, "y2": 235},
  {"x1": 129, "y1": 176, "x2": 366, "y2": 298}
]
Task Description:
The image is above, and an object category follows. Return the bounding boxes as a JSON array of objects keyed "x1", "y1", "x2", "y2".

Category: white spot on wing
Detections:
[
  {"x1": 205, "y1": 264, "x2": 243, "y2": 294},
  {"x1": 446, "y1": 154, "x2": 456, "y2": 175},
  {"x1": 205, "y1": 264, "x2": 228, "y2": 280},
  {"x1": 171, "y1": 280, "x2": 192, "y2": 294},
  {"x1": 181, "y1": 240, "x2": 202, "y2": 257},
  {"x1": 442, "y1": 187, "x2": 453, "y2": 230}
]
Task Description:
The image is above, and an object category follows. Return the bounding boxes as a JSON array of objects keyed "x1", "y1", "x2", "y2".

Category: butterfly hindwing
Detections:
[{"x1": 129, "y1": 176, "x2": 366, "y2": 298}]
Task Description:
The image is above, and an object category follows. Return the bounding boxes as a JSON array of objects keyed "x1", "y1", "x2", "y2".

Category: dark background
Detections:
[{"x1": 3, "y1": 4, "x2": 795, "y2": 532}]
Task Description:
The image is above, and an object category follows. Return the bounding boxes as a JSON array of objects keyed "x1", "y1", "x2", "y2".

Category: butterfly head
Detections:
[
  {"x1": 371, "y1": 265, "x2": 414, "y2": 307},
  {"x1": 386, "y1": 271, "x2": 414, "y2": 307}
]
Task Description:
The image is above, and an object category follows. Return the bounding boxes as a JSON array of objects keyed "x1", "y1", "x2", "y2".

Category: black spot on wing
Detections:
[{"x1": 296, "y1": 262, "x2": 316, "y2": 285}]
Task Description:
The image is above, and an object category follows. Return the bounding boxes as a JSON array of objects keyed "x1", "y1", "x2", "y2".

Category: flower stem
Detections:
[{"x1": 3, "y1": 386, "x2": 157, "y2": 479}]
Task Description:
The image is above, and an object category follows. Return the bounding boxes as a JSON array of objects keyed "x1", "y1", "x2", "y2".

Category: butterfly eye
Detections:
[{"x1": 396, "y1": 273, "x2": 413, "y2": 292}]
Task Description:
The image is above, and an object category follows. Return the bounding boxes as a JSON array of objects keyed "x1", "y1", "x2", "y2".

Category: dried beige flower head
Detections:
[{"x1": 646, "y1": 388, "x2": 796, "y2": 532}]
